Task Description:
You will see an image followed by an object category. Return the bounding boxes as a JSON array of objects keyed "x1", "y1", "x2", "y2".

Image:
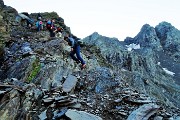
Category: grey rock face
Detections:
[
  {"x1": 0, "y1": 0, "x2": 4, "y2": 8},
  {"x1": 0, "y1": 90, "x2": 20, "y2": 120},
  {"x1": 84, "y1": 67, "x2": 119, "y2": 93},
  {"x1": 0, "y1": 0, "x2": 17, "y2": 67},
  {"x1": 121, "y1": 22, "x2": 180, "y2": 108},
  {"x1": 84, "y1": 32, "x2": 125, "y2": 54},
  {"x1": 155, "y1": 22, "x2": 180, "y2": 62},
  {"x1": 6, "y1": 56, "x2": 37, "y2": 81},
  {"x1": 83, "y1": 32, "x2": 127, "y2": 69},
  {"x1": 125, "y1": 24, "x2": 162, "y2": 50}
]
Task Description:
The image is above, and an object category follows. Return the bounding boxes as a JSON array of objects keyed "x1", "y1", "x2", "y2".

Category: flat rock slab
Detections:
[
  {"x1": 38, "y1": 110, "x2": 47, "y2": 120},
  {"x1": 127, "y1": 103, "x2": 160, "y2": 120},
  {"x1": 65, "y1": 109, "x2": 102, "y2": 120},
  {"x1": 62, "y1": 75, "x2": 78, "y2": 93},
  {"x1": 0, "y1": 90, "x2": 6, "y2": 95}
]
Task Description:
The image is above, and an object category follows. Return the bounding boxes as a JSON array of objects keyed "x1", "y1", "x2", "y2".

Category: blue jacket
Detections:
[{"x1": 68, "y1": 37, "x2": 75, "y2": 48}]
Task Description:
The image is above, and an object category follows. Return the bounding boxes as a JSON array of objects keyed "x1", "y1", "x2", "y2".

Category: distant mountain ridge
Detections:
[{"x1": 83, "y1": 22, "x2": 180, "y2": 108}]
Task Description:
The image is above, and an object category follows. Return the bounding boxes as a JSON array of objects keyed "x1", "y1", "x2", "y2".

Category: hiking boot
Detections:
[
  {"x1": 81, "y1": 64, "x2": 86, "y2": 69},
  {"x1": 76, "y1": 60, "x2": 80, "y2": 64}
]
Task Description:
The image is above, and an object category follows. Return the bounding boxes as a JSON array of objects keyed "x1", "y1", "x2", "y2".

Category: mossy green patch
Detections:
[{"x1": 27, "y1": 58, "x2": 41, "y2": 82}]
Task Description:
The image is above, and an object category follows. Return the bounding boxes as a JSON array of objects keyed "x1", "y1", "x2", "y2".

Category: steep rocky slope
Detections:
[
  {"x1": 0, "y1": 0, "x2": 17, "y2": 63},
  {"x1": 85, "y1": 27, "x2": 180, "y2": 109},
  {"x1": 0, "y1": 1, "x2": 180, "y2": 120}
]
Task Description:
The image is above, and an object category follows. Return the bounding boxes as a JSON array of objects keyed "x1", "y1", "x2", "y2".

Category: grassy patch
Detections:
[{"x1": 27, "y1": 58, "x2": 41, "y2": 82}]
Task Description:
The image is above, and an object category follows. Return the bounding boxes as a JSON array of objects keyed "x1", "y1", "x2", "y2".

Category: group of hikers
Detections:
[
  {"x1": 16, "y1": 12, "x2": 63, "y2": 38},
  {"x1": 16, "y1": 12, "x2": 86, "y2": 69}
]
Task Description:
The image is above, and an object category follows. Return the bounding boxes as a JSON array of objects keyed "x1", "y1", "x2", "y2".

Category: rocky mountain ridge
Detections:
[{"x1": 0, "y1": 0, "x2": 180, "y2": 120}]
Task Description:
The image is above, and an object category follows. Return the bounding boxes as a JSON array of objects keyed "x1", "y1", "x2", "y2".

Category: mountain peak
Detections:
[
  {"x1": 155, "y1": 21, "x2": 180, "y2": 62},
  {"x1": 125, "y1": 23, "x2": 162, "y2": 50},
  {"x1": 155, "y1": 21, "x2": 177, "y2": 37},
  {"x1": 157, "y1": 21, "x2": 174, "y2": 28},
  {"x1": 88, "y1": 32, "x2": 101, "y2": 40},
  {"x1": 140, "y1": 24, "x2": 152, "y2": 31}
]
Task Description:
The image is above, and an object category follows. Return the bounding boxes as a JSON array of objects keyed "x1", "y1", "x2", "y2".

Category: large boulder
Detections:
[
  {"x1": 65, "y1": 109, "x2": 102, "y2": 120},
  {"x1": 127, "y1": 103, "x2": 160, "y2": 120}
]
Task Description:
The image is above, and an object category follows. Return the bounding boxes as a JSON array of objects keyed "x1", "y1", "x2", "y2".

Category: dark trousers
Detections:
[
  {"x1": 70, "y1": 45, "x2": 85, "y2": 65},
  {"x1": 49, "y1": 30, "x2": 55, "y2": 37},
  {"x1": 37, "y1": 25, "x2": 41, "y2": 31}
]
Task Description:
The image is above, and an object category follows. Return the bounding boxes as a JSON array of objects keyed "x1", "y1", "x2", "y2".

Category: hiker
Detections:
[
  {"x1": 64, "y1": 35, "x2": 86, "y2": 69},
  {"x1": 54, "y1": 27, "x2": 63, "y2": 38},
  {"x1": 37, "y1": 13, "x2": 42, "y2": 20},
  {"x1": 36, "y1": 20, "x2": 43, "y2": 31},
  {"x1": 46, "y1": 19, "x2": 56, "y2": 37}
]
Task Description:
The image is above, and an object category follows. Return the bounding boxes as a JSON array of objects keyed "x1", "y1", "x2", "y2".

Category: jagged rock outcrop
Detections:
[
  {"x1": 0, "y1": 0, "x2": 4, "y2": 9},
  {"x1": 124, "y1": 22, "x2": 180, "y2": 85},
  {"x1": 84, "y1": 31, "x2": 180, "y2": 109},
  {"x1": 0, "y1": 1, "x2": 17, "y2": 74},
  {"x1": 125, "y1": 24, "x2": 162, "y2": 50},
  {"x1": 155, "y1": 21, "x2": 180, "y2": 62},
  {"x1": 0, "y1": 1, "x2": 6, "y2": 57},
  {"x1": 83, "y1": 32, "x2": 126, "y2": 70}
]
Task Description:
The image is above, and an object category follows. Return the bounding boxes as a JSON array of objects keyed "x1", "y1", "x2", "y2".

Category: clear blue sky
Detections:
[{"x1": 4, "y1": 0, "x2": 180, "y2": 40}]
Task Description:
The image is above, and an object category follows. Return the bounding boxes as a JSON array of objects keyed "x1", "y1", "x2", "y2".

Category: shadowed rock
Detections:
[
  {"x1": 127, "y1": 103, "x2": 160, "y2": 120},
  {"x1": 65, "y1": 109, "x2": 102, "y2": 120}
]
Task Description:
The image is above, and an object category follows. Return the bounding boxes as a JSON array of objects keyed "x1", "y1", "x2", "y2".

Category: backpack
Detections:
[
  {"x1": 77, "y1": 39, "x2": 85, "y2": 47},
  {"x1": 36, "y1": 21, "x2": 39, "y2": 27},
  {"x1": 36, "y1": 21, "x2": 42, "y2": 27},
  {"x1": 46, "y1": 20, "x2": 51, "y2": 30},
  {"x1": 72, "y1": 36, "x2": 85, "y2": 47},
  {"x1": 75, "y1": 38, "x2": 84, "y2": 47},
  {"x1": 57, "y1": 27, "x2": 62, "y2": 32}
]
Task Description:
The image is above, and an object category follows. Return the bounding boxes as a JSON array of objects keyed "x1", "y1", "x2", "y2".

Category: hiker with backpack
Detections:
[
  {"x1": 46, "y1": 19, "x2": 56, "y2": 37},
  {"x1": 64, "y1": 35, "x2": 86, "y2": 69},
  {"x1": 54, "y1": 27, "x2": 63, "y2": 38},
  {"x1": 37, "y1": 13, "x2": 42, "y2": 20},
  {"x1": 36, "y1": 20, "x2": 43, "y2": 31}
]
